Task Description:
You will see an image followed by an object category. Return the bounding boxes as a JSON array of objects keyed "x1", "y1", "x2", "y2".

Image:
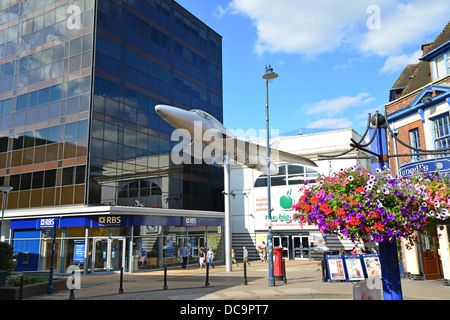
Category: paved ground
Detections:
[{"x1": 26, "y1": 260, "x2": 450, "y2": 301}]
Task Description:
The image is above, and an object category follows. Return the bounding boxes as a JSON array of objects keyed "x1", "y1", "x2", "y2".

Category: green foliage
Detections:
[
  {"x1": 5, "y1": 274, "x2": 49, "y2": 286},
  {"x1": 0, "y1": 242, "x2": 16, "y2": 273}
]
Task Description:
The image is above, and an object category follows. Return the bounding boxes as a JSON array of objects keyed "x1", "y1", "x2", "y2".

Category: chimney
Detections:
[{"x1": 421, "y1": 42, "x2": 433, "y2": 56}]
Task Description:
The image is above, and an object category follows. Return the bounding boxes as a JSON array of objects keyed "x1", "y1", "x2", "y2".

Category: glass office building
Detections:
[{"x1": 0, "y1": 0, "x2": 224, "y2": 273}]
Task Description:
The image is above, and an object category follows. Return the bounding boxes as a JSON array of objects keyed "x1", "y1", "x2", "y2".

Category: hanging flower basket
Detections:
[{"x1": 293, "y1": 166, "x2": 448, "y2": 247}]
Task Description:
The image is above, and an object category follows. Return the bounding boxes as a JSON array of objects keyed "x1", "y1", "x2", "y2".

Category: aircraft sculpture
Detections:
[{"x1": 155, "y1": 104, "x2": 317, "y2": 174}]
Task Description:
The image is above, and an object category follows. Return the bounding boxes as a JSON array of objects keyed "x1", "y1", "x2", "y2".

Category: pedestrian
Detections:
[
  {"x1": 199, "y1": 248, "x2": 206, "y2": 269},
  {"x1": 371, "y1": 247, "x2": 378, "y2": 253},
  {"x1": 181, "y1": 245, "x2": 189, "y2": 269},
  {"x1": 231, "y1": 248, "x2": 238, "y2": 267},
  {"x1": 207, "y1": 247, "x2": 214, "y2": 268},
  {"x1": 351, "y1": 247, "x2": 357, "y2": 254},
  {"x1": 260, "y1": 241, "x2": 267, "y2": 262},
  {"x1": 243, "y1": 246, "x2": 250, "y2": 266}
]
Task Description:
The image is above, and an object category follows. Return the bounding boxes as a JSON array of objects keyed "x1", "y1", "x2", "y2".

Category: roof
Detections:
[{"x1": 391, "y1": 20, "x2": 450, "y2": 99}]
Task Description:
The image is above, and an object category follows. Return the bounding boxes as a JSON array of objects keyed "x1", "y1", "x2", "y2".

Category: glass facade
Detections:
[
  {"x1": 0, "y1": 0, "x2": 224, "y2": 272},
  {"x1": 0, "y1": 0, "x2": 224, "y2": 212}
]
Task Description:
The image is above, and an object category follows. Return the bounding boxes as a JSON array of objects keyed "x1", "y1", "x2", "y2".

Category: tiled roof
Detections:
[{"x1": 391, "y1": 20, "x2": 450, "y2": 99}]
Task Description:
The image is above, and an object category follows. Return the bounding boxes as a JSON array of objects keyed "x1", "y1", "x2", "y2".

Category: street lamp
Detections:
[
  {"x1": 0, "y1": 185, "x2": 13, "y2": 241},
  {"x1": 262, "y1": 65, "x2": 278, "y2": 287}
]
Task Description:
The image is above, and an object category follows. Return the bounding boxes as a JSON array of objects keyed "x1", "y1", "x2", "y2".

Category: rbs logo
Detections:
[{"x1": 67, "y1": 5, "x2": 81, "y2": 30}]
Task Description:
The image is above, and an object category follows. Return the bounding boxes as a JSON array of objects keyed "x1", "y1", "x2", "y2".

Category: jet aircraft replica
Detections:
[{"x1": 155, "y1": 105, "x2": 317, "y2": 174}]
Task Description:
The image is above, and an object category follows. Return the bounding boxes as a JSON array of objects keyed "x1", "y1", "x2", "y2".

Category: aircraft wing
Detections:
[{"x1": 218, "y1": 137, "x2": 317, "y2": 174}]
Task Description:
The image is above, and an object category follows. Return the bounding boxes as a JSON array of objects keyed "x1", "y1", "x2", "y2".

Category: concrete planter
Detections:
[{"x1": 0, "y1": 278, "x2": 67, "y2": 300}]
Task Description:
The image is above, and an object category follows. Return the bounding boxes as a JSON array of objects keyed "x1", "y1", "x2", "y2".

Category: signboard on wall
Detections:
[
  {"x1": 254, "y1": 186, "x2": 316, "y2": 231},
  {"x1": 399, "y1": 157, "x2": 450, "y2": 177}
]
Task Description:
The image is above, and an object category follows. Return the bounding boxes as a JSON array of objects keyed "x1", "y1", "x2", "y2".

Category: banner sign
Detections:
[{"x1": 399, "y1": 157, "x2": 450, "y2": 177}]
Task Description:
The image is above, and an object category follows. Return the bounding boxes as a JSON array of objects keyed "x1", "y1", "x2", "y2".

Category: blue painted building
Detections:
[{"x1": 385, "y1": 21, "x2": 450, "y2": 283}]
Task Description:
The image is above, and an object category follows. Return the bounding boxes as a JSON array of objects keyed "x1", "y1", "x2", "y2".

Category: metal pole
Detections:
[
  {"x1": 205, "y1": 262, "x2": 210, "y2": 287},
  {"x1": 69, "y1": 270, "x2": 75, "y2": 300},
  {"x1": 0, "y1": 191, "x2": 6, "y2": 241},
  {"x1": 163, "y1": 265, "x2": 168, "y2": 290},
  {"x1": 266, "y1": 76, "x2": 275, "y2": 287},
  {"x1": 369, "y1": 113, "x2": 403, "y2": 300},
  {"x1": 224, "y1": 155, "x2": 232, "y2": 272},
  {"x1": 119, "y1": 266, "x2": 124, "y2": 293},
  {"x1": 243, "y1": 261, "x2": 248, "y2": 285},
  {"x1": 47, "y1": 225, "x2": 56, "y2": 295}
]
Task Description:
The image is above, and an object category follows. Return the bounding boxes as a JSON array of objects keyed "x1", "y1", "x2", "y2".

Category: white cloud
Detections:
[
  {"x1": 228, "y1": 0, "x2": 450, "y2": 69},
  {"x1": 303, "y1": 93, "x2": 375, "y2": 117},
  {"x1": 380, "y1": 49, "x2": 422, "y2": 74},
  {"x1": 306, "y1": 118, "x2": 353, "y2": 129}
]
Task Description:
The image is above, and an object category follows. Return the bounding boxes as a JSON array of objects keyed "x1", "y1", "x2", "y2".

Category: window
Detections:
[
  {"x1": 409, "y1": 129, "x2": 421, "y2": 161},
  {"x1": 434, "y1": 51, "x2": 449, "y2": 80},
  {"x1": 254, "y1": 164, "x2": 319, "y2": 188},
  {"x1": 433, "y1": 113, "x2": 450, "y2": 155}
]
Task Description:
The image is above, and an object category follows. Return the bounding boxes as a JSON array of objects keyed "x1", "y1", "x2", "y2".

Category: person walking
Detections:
[
  {"x1": 260, "y1": 241, "x2": 267, "y2": 262},
  {"x1": 231, "y1": 248, "x2": 238, "y2": 267},
  {"x1": 207, "y1": 247, "x2": 215, "y2": 268},
  {"x1": 243, "y1": 246, "x2": 250, "y2": 266},
  {"x1": 199, "y1": 248, "x2": 206, "y2": 269},
  {"x1": 181, "y1": 245, "x2": 189, "y2": 269}
]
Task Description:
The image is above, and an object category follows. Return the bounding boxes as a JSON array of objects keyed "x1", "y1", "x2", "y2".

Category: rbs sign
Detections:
[{"x1": 37, "y1": 218, "x2": 59, "y2": 229}]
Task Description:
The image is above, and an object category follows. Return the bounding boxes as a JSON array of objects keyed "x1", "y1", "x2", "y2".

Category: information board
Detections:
[
  {"x1": 325, "y1": 255, "x2": 346, "y2": 282},
  {"x1": 362, "y1": 253, "x2": 382, "y2": 278},
  {"x1": 343, "y1": 255, "x2": 365, "y2": 281}
]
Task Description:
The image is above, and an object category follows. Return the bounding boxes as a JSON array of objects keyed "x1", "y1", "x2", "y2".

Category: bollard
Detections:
[
  {"x1": 18, "y1": 274, "x2": 24, "y2": 300},
  {"x1": 322, "y1": 258, "x2": 328, "y2": 282},
  {"x1": 163, "y1": 265, "x2": 168, "y2": 290},
  {"x1": 69, "y1": 270, "x2": 75, "y2": 300},
  {"x1": 283, "y1": 260, "x2": 287, "y2": 284},
  {"x1": 119, "y1": 267, "x2": 124, "y2": 294},
  {"x1": 243, "y1": 261, "x2": 248, "y2": 285},
  {"x1": 205, "y1": 262, "x2": 210, "y2": 288}
]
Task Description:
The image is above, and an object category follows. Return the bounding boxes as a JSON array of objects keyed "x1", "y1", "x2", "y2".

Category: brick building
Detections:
[{"x1": 385, "y1": 21, "x2": 450, "y2": 283}]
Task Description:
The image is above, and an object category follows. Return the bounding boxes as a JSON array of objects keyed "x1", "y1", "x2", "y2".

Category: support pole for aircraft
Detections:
[{"x1": 224, "y1": 154, "x2": 232, "y2": 272}]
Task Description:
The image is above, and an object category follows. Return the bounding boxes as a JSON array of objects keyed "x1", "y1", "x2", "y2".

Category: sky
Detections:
[{"x1": 176, "y1": 0, "x2": 450, "y2": 139}]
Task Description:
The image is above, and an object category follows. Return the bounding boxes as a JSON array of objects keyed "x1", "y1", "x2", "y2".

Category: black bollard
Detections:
[
  {"x1": 163, "y1": 265, "x2": 168, "y2": 290},
  {"x1": 119, "y1": 267, "x2": 124, "y2": 294},
  {"x1": 69, "y1": 270, "x2": 75, "y2": 300},
  {"x1": 18, "y1": 274, "x2": 24, "y2": 300},
  {"x1": 243, "y1": 261, "x2": 248, "y2": 285},
  {"x1": 282, "y1": 260, "x2": 287, "y2": 284},
  {"x1": 205, "y1": 262, "x2": 210, "y2": 288}
]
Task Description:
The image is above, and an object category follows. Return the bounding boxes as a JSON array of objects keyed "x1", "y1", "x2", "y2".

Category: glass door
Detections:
[
  {"x1": 292, "y1": 236, "x2": 310, "y2": 260},
  {"x1": 92, "y1": 238, "x2": 126, "y2": 273}
]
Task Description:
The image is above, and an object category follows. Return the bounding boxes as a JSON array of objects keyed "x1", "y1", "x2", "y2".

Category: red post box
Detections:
[{"x1": 273, "y1": 247, "x2": 284, "y2": 280}]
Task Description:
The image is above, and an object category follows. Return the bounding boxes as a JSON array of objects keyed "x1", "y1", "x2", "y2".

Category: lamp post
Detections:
[
  {"x1": 262, "y1": 65, "x2": 278, "y2": 287},
  {"x1": 0, "y1": 185, "x2": 13, "y2": 242}
]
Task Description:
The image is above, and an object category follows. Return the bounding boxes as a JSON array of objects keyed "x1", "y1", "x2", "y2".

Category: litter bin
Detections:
[{"x1": 273, "y1": 247, "x2": 284, "y2": 281}]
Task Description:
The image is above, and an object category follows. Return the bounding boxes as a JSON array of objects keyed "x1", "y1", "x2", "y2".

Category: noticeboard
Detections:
[
  {"x1": 362, "y1": 253, "x2": 382, "y2": 278},
  {"x1": 325, "y1": 255, "x2": 346, "y2": 282},
  {"x1": 343, "y1": 255, "x2": 365, "y2": 281}
]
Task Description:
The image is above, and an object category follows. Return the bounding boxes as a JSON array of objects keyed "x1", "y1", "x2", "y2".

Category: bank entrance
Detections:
[{"x1": 92, "y1": 237, "x2": 126, "y2": 273}]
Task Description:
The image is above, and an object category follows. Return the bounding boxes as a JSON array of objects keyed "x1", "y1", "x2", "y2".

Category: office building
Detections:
[{"x1": 0, "y1": 0, "x2": 224, "y2": 273}]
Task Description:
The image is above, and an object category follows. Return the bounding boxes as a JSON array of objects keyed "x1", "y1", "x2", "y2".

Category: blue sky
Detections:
[{"x1": 176, "y1": 0, "x2": 450, "y2": 138}]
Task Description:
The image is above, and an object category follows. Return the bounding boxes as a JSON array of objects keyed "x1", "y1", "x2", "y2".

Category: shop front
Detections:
[{"x1": 7, "y1": 208, "x2": 224, "y2": 274}]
